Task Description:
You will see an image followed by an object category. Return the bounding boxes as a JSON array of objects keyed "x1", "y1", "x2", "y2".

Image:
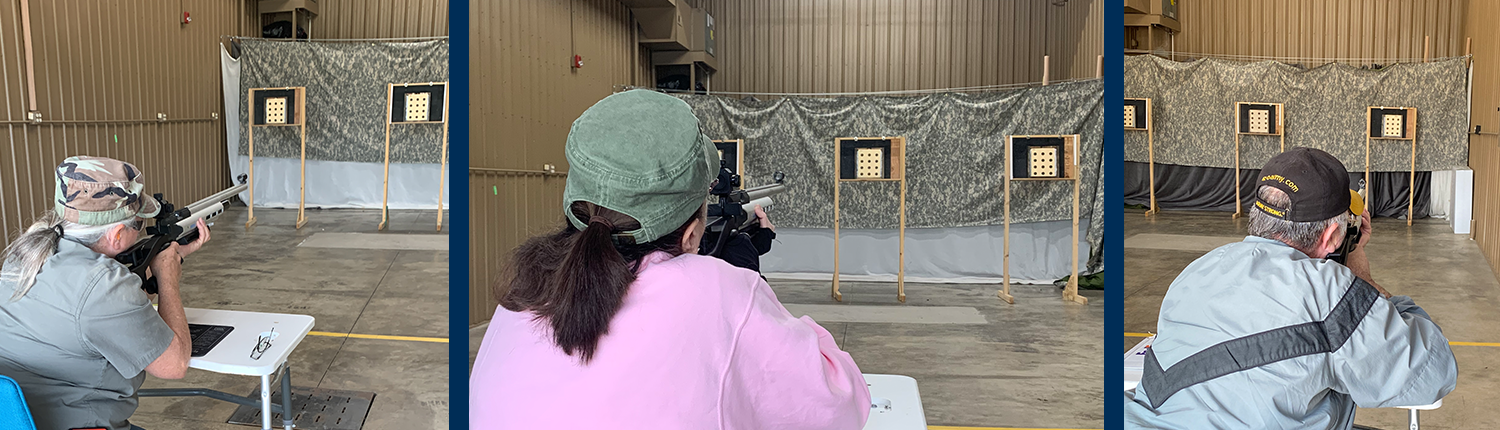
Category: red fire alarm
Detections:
[
  {"x1": 572, "y1": 55, "x2": 583, "y2": 69},
  {"x1": 182, "y1": 11, "x2": 192, "y2": 24}
]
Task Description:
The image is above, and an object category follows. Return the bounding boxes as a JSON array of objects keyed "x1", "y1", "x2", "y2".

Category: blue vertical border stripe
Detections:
[
  {"x1": 450, "y1": 0, "x2": 470, "y2": 427},
  {"x1": 1104, "y1": 6, "x2": 1124, "y2": 430}
]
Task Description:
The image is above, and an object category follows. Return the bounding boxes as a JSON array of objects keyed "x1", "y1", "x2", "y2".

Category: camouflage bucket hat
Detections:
[{"x1": 54, "y1": 156, "x2": 161, "y2": 225}]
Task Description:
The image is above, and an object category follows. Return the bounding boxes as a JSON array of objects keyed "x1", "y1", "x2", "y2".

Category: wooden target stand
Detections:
[
  {"x1": 831, "y1": 137, "x2": 907, "y2": 303},
  {"x1": 380, "y1": 82, "x2": 450, "y2": 231},
  {"x1": 1001, "y1": 135, "x2": 1086, "y2": 305},
  {"x1": 245, "y1": 87, "x2": 308, "y2": 229},
  {"x1": 1231, "y1": 102, "x2": 1285, "y2": 219},
  {"x1": 1366, "y1": 106, "x2": 1419, "y2": 225},
  {"x1": 1126, "y1": 98, "x2": 1156, "y2": 215}
]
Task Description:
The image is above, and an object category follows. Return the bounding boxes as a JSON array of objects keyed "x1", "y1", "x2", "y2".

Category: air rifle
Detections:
[{"x1": 115, "y1": 174, "x2": 248, "y2": 294}]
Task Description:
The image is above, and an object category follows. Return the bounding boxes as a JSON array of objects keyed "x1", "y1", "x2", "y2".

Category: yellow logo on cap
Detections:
[
  {"x1": 1260, "y1": 174, "x2": 1299, "y2": 192},
  {"x1": 1254, "y1": 201, "x2": 1286, "y2": 218}
]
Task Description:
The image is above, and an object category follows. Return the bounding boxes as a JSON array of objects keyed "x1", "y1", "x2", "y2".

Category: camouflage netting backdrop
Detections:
[
  {"x1": 238, "y1": 39, "x2": 449, "y2": 164},
  {"x1": 677, "y1": 79, "x2": 1104, "y2": 266},
  {"x1": 1123, "y1": 55, "x2": 1469, "y2": 172}
]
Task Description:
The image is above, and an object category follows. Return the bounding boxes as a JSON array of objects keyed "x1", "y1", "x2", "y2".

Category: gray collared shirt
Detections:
[
  {"x1": 0, "y1": 239, "x2": 174, "y2": 430},
  {"x1": 1124, "y1": 236, "x2": 1457, "y2": 429}
]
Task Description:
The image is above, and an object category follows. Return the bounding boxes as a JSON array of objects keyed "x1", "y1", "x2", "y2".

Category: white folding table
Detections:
[
  {"x1": 139, "y1": 308, "x2": 315, "y2": 430},
  {"x1": 1122, "y1": 335, "x2": 1441, "y2": 429},
  {"x1": 862, "y1": 374, "x2": 927, "y2": 430}
]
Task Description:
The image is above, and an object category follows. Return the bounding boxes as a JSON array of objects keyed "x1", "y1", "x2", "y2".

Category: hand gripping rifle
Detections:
[
  {"x1": 700, "y1": 160, "x2": 787, "y2": 258},
  {"x1": 115, "y1": 174, "x2": 249, "y2": 294},
  {"x1": 1328, "y1": 179, "x2": 1367, "y2": 266}
]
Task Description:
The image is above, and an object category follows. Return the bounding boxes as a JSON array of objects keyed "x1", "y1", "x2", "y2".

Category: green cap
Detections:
[
  {"x1": 54, "y1": 156, "x2": 161, "y2": 225},
  {"x1": 562, "y1": 90, "x2": 717, "y2": 244}
]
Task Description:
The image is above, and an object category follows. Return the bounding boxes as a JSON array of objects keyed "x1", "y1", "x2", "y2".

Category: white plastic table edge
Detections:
[
  {"x1": 863, "y1": 373, "x2": 927, "y2": 430},
  {"x1": 182, "y1": 307, "x2": 315, "y2": 376}
]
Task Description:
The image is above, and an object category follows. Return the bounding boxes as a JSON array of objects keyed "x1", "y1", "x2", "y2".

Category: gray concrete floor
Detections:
[
  {"x1": 1124, "y1": 208, "x2": 1500, "y2": 429},
  {"x1": 471, "y1": 278, "x2": 1105, "y2": 428},
  {"x1": 131, "y1": 207, "x2": 450, "y2": 430}
]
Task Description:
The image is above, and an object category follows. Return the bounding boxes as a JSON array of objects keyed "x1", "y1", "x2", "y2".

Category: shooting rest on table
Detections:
[
  {"x1": 831, "y1": 137, "x2": 907, "y2": 303},
  {"x1": 381, "y1": 82, "x2": 451, "y2": 232},
  {"x1": 139, "y1": 308, "x2": 315, "y2": 430},
  {"x1": 1122, "y1": 335, "x2": 1442, "y2": 429},
  {"x1": 862, "y1": 374, "x2": 926, "y2": 430},
  {"x1": 246, "y1": 87, "x2": 309, "y2": 229}
]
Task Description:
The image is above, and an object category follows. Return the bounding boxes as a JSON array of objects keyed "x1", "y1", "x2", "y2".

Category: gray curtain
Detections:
[
  {"x1": 237, "y1": 39, "x2": 449, "y2": 164},
  {"x1": 1123, "y1": 55, "x2": 1468, "y2": 172},
  {"x1": 677, "y1": 79, "x2": 1105, "y2": 269},
  {"x1": 1123, "y1": 162, "x2": 1430, "y2": 219}
]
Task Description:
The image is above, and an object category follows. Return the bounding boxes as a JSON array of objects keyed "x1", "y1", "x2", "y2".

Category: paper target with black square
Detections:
[
  {"x1": 245, "y1": 86, "x2": 309, "y2": 229},
  {"x1": 1236, "y1": 102, "x2": 1283, "y2": 136},
  {"x1": 250, "y1": 87, "x2": 304, "y2": 126},
  {"x1": 830, "y1": 136, "x2": 909, "y2": 303},
  {"x1": 389, "y1": 83, "x2": 447, "y2": 123},
  {"x1": 712, "y1": 139, "x2": 745, "y2": 187},
  {"x1": 1007, "y1": 135, "x2": 1077, "y2": 180},
  {"x1": 836, "y1": 137, "x2": 905, "y2": 181},
  {"x1": 1124, "y1": 98, "x2": 1150, "y2": 130},
  {"x1": 1368, "y1": 106, "x2": 1416, "y2": 140},
  {"x1": 380, "y1": 82, "x2": 451, "y2": 232}
]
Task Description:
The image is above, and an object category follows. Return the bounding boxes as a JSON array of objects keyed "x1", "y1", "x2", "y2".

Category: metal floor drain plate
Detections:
[{"x1": 227, "y1": 385, "x2": 375, "y2": 430}]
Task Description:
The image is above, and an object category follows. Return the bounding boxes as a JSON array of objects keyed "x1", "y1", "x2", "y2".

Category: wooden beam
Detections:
[
  {"x1": 1042, "y1": 55, "x2": 1050, "y2": 86},
  {"x1": 1064, "y1": 174, "x2": 1088, "y2": 305},
  {"x1": 379, "y1": 83, "x2": 393, "y2": 231},
  {"x1": 998, "y1": 136, "x2": 1015, "y2": 304},
  {"x1": 246, "y1": 90, "x2": 258, "y2": 228},
  {"x1": 832, "y1": 139, "x2": 842, "y2": 302},
  {"x1": 296, "y1": 88, "x2": 308, "y2": 229},
  {"x1": 437, "y1": 83, "x2": 451, "y2": 231}
]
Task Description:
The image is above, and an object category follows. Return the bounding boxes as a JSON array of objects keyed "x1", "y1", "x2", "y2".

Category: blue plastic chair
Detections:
[{"x1": 0, "y1": 375, "x2": 36, "y2": 430}]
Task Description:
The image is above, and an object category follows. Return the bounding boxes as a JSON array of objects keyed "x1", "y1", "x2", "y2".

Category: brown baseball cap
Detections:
[{"x1": 54, "y1": 156, "x2": 161, "y2": 225}]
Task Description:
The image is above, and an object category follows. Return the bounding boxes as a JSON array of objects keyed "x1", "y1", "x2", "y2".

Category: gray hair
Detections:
[
  {"x1": 2, "y1": 211, "x2": 133, "y2": 302},
  {"x1": 1247, "y1": 185, "x2": 1346, "y2": 255}
]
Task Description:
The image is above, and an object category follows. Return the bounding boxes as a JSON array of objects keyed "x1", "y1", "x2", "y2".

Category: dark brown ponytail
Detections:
[{"x1": 496, "y1": 202, "x2": 702, "y2": 363}]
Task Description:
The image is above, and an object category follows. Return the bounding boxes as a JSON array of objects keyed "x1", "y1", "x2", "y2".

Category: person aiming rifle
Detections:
[
  {"x1": 471, "y1": 89, "x2": 869, "y2": 429},
  {"x1": 0, "y1": 156, "x2": 212, "y2": 430},
  {"x1": 1123, "y1": 148, "x2": 1456, "y2": 429}
]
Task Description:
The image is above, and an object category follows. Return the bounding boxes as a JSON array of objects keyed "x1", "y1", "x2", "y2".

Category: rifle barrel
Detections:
[
  {"x1": 171, "y1": 183, "x2": 249, "y2": 239},
  {"x1": 740, "y1": 183, "x2": 786, "y2": 202}
]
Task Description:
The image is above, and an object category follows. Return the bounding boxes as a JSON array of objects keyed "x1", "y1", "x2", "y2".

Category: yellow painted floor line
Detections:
[
  {"x1": 1129, "y1": 333, "x2": 1500, "y2": 347},
  {"x1": 1449, "y1": 341, "x2": 1500, "y2": 347},
  {"x1": 928, "y1": 427, "x2": 1100, "y2": 430},
  {"x1": 307, "y1": 330, "x2": 449, "y2": 343}
]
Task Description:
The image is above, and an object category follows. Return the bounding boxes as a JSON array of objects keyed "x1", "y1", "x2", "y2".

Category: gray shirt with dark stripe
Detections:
[
  {"x1": 0, "y1": 239, "x2": 174, "y2": 430},
  {"x1": 1123, "y1": 236, "x2": 1457, "y2": 429}
]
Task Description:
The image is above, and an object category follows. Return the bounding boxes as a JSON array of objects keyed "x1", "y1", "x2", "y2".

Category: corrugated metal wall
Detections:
[
  {"x1": 469, "y1": 0, "x2": 650, "y2": 324},
  {"x1": 1466, "y1": 1, "x2": 1500, "y2": 278},
  {"x1": 697, "y1": 0, "x2": 1104, "y2": 93},
  {"x1": 0, "y1": 0, "x2": 261, "y2": 244},
  {"x1": 310, "y1": 0, "x2": 449, "y2": 39},
  {"x1": 1166, "y1": 0, "x2": 1468, "y2": 64}
]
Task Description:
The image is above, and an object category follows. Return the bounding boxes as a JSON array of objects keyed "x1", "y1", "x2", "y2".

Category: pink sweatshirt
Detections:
[{"x1": 470, "y1": 252, "x2": 870, "y2": 430}]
